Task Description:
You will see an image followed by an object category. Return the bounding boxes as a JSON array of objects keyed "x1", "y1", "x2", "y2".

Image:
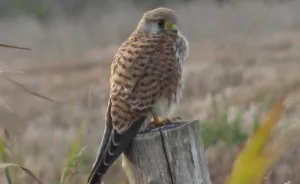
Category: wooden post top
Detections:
[{"x1": 122, "y1": 119, "x2": 212, "y2": 184}]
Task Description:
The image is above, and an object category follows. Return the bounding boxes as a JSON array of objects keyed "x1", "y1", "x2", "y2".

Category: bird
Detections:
[{"x1": 87, "y1": 7, "x2": 189, "y2": 184}]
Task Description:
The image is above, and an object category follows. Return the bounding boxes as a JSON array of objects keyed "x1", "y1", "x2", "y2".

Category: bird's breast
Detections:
[
  {"x1": 152, "y1": 96, "x2": 174, "y2": 118},
  {"x1": 152, "y1": 68, "x2": 183, "y2": 118}
]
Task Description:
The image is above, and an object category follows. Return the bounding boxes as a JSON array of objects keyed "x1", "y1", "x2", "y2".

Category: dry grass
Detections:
[{"x1": 1, "y1": 1, "x2": 300, "y2": 184}]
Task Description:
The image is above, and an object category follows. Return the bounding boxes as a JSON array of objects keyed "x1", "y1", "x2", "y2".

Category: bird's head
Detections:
[{"x1": 138, "y1": 7, "x2": 179, "y2": 34}]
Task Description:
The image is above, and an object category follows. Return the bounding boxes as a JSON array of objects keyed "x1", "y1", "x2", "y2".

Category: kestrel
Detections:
[{"x1": 87, "y1": 7, "x2": 189, "y2": 184}]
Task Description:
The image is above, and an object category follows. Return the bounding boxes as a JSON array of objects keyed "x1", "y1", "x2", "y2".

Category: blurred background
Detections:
[{"x1": 0, "y1": 0, "x2": 300, "y2": 183}]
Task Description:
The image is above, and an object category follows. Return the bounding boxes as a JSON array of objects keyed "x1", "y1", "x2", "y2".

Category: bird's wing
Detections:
[
  {"x1": 111, "y1": 33, "x2": 178, "y2": 115},
  {"x1": 109, "y1": 33, "x2": 180, "y2": 134},
  {"x1": 87, "y1": 33, "x2": 177, "y2": 184},
  {"x1": 87, "y1": 101, "x2": 113, "y2": 184},
  {"x1": 87, "y1": 99, "x2": 147, "y2": 184}
]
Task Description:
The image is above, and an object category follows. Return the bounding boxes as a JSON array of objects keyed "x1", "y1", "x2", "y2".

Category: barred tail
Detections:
[{"x1": 87, "y1": 104, "x2": 146, "y2": 184}]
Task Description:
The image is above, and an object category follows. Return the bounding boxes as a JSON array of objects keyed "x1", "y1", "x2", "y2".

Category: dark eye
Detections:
[{"x1": 158, "y1": 19, "x2": 165, "y2": 27}]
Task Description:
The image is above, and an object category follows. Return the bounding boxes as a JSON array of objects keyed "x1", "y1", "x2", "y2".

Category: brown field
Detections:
[{"x1": 1, "y1": 1, "x2": 300, "y2": 184}]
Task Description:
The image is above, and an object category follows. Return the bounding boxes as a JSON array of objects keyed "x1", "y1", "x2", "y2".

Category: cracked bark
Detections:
[{"x1": 122, "y1": 120, "x2": 212, "y2": 184}]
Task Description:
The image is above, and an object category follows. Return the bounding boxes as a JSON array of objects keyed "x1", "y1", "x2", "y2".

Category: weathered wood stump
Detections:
[{"x1": 122, "y1": 119, "x2": 212, "y2": 184}]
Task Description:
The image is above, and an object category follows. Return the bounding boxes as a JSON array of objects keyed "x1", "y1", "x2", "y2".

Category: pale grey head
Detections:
[
  {"x1": 137, "y1": 7, "x2": 189, "y2": 60},
  {"x1": 138, "y1": 7, "x2": 179, "y2": 34}
]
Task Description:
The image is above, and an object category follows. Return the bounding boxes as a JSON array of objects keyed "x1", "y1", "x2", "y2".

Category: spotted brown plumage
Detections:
[{"x1": 87, "y1": 7, "x2": 189, "y2": 184}]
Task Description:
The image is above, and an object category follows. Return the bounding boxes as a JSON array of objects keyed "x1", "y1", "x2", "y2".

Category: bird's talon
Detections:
[
  {"x1": 149, "y1": 118, "x2": 169, "y2": 128},
  {"x1": 169, "y1": 116, "x2": 181, "y2": 122},
  {"x1": 149, "y1": 116, "x2": 181, "y2": 128}
]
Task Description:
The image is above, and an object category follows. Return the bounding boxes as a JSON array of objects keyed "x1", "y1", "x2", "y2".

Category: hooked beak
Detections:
[{"x1": 164, "y1": 21, "x2": 178, "y2": 33}]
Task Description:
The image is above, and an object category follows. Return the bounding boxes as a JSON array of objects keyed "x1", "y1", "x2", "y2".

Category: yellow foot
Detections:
[{"x1": 149, "y1": 117, "x2": 181, "y2": 128}]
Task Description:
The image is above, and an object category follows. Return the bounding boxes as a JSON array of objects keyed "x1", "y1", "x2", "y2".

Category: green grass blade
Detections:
[
  {"x1": 0, "y1": 163, "x2": 42, "y2": 184},
  {"x1": 0, "y1": 135, "x2": 13, "y2": 184},
  {"x1": 60, "y1": 118, "x2": 88, "y2": 184},
  {"x1": 4, "y1": 168, "x2": 12, "y2": 184},
  {"x1": 0, "y1": 136, "x2": 8, "y2": 161}
]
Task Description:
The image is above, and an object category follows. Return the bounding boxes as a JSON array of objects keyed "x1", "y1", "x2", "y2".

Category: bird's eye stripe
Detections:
[{"x1": 158, "y1": 19, "x2": 165, "y2": 27}]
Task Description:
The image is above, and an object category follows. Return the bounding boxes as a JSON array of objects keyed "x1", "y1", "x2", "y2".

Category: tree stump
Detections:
[{"x1": 122, "y1": 119, "x2": 212, "y2": 184}]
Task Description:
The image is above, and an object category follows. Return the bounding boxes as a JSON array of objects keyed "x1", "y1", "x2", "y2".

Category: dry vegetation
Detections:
[{"x1": 1, "y1": 1, "x2": 300, "y2": 184}]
